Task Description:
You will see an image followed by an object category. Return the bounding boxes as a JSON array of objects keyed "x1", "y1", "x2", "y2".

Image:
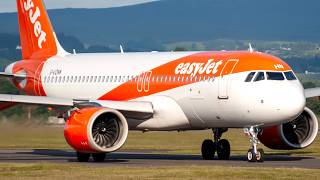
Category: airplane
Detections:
[{"x1": 0, "y1": 0, "x2": 318, "y2": 163}]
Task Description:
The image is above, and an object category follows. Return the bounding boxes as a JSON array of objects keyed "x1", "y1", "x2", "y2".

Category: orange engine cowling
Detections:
[
  {"x1": 64, "y1": 107, "x2": 128, "y2": 153},
  {"x1": 258, "y1": 107, "x2": 318, "y2": 150}
]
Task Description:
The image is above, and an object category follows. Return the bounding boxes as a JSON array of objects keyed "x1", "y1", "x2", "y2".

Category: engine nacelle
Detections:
[
  {"x1": 64, "y1": 107, "x2": 128, "y2": 153},
  {"x1": 258, "y1": 107, "x2": 318, "y2": 150}
]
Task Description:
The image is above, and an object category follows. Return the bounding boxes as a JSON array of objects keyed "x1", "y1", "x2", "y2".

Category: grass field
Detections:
[
  {"x1": 0, "y1": 123, "x2": 319, "y2": 179},
  {"x1": 0, "y1": 163, "x2": 319, "y2": 180},
  {"x1": 0, "y1": 123, "x2": 319, "y2": 157}
]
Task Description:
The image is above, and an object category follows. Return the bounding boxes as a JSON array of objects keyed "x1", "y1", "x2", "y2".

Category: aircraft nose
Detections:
[{"x1": 274, "y1": 84, "x2": 306, "y2": 121}]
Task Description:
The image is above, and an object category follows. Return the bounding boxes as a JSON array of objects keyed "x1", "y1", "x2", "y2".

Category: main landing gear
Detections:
[
  {"x1": 76, "y1": 152, "x2": 106, "y2": 162},
  {"x1": 244, "y1": 126, "x2": 264, "y2": 163},
  {"x1": 201, "y1": 128, "x2": 230, "y2": 160}
]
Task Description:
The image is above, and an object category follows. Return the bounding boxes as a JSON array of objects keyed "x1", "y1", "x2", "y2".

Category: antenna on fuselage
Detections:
[
  {"x1": 120, "y1": 45, "x2": 124, "y2": 54},
  {"x1": 248, "y1": 43, "x2": 254, "y2": 53}
]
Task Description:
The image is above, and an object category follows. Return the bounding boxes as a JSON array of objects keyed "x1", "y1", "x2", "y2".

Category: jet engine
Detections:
[
  {"x1": 258, "y1": 107, "x2": 318, "y2": 150},
  {"x1": 64, "y1": 107, "x2": 128, "y2": 153}
]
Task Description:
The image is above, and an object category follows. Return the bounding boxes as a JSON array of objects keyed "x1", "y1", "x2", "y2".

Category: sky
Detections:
[{"x1": 0, "y1": 0, "x2": 158, "y2": 13}]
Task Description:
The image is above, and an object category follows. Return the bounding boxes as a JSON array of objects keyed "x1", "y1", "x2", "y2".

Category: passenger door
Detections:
[{"x1": 218, "y1": 59, "x2": 239, "y2": 99}]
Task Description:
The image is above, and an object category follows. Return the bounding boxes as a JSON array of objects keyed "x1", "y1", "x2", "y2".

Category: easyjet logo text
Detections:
[
  {"x1": 175, "y1": 59, "x2": 223, "y2": 76},
  {"x1": 23, "y1": 0, "x2": 47, "y2": 49}
]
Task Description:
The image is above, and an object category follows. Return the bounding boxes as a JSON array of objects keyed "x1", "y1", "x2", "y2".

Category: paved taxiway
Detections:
[{"x1": 0, "y1": 149, "x2": 319, "y2": 169}]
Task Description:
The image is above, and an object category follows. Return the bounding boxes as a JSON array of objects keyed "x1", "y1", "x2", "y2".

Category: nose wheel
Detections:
[
  {"x1": 244, "y1": 126, "x2": 264, "y2": 162},
  {"x1": 201, "y1": 128, "x2": 230, "y2": 160}
]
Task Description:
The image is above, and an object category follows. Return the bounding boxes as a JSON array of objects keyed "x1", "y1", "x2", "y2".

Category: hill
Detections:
[{"x1": 0, "y1": 0, "x2": 319, "y2": 45}]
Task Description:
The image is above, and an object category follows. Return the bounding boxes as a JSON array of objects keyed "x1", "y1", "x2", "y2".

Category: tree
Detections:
[{"x1": 174, "y1": 47, "x2": 188, "y2": 52}]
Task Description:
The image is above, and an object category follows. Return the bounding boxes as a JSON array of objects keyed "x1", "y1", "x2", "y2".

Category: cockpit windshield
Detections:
[
  {"x1": 245, "y1": 71, "x2": 297, "y2": 82},
  {"x1": 245, "y1": 72, "x2": 256, "y2": 82},
  {"x1": 254, "y1": 72, "x2": 265, "y2": 82},
  {"x1": 284, "y1": 71, "x2": 297, "y2": 80},
  {"x1": 266, "y1": 72, "x2": 285, "y2": 80}
]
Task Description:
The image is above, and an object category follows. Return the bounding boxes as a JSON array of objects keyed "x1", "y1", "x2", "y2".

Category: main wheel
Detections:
[
  {"x1": 217, "y1": 139, "x2": 230, "y2": 160},
  {"x1": 256, "y1": 149, "x2": 264, "y2": 162},
  {"x1": 77, "y1": 152, "x2": 90, "y2": 162},
  {"x1": 201, "y1": 139, "x2": 216, "y2": 160},
  {"x1": 92, "y1": 153, "x2": 106, "y2": 162},
  {"x1": 247, "y1": 149, "x2": 257, "y2": 162}
]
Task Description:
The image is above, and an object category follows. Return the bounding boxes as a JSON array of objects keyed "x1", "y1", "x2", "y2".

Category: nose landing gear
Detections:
[
  {"x1": 244, "y1": 126, "x2": 264, "y2": 162},
  {"x1": 201, "y1": 128, "x2": 230, "y2": 160}
]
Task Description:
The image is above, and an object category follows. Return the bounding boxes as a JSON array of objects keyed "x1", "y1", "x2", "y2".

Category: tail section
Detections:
[{"x1": 16, "y1": 0, "x2": 68, "y2": 60}]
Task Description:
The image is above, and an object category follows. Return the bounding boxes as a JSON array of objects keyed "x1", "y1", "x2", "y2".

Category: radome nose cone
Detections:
[{"x1": 277, "y1": 86, "x2": 305, "y2": 120}]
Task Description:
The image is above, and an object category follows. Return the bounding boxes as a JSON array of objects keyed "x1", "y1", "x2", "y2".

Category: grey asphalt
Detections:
[{"x1": 0, "y1": 149, "x2": 319, "y2": 169}]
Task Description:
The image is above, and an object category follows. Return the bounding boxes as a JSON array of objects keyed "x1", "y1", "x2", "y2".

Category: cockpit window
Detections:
[
  {"x1": 284, "y1": 71, "x2": 297, "y2": 80},
  {"x1": 254, "y1": 72, "x2": 265, "y2": 82},
  {"x1": 245, "y1": 72, "x2": 256, "y2": 82},
  {"x1": 266, "y1": 72, "x2": 285, "y2": 80}
]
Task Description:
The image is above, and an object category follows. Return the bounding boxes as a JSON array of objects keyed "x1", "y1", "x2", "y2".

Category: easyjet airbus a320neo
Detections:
[{"x1": 0, "y1": 0, "x2": 318, "y2": 162}]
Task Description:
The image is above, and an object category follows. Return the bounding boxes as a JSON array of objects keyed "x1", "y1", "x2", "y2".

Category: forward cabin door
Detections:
[{"x1": 218, "y1": 59, "x2": 238, "y2": 99}]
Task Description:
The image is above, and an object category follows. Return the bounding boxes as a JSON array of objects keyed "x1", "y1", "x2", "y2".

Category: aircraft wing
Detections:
[
  {"x1": 0, "y1": 72, "x2": 26, "y2": 78},
  {"x1": 0, "y1": 94, "x2": 154, "y2": 120},
  {"x1": 305, "y1": 88, "x2": 320, "y2": 98}
]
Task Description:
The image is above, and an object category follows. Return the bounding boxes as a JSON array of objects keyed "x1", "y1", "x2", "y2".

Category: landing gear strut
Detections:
[
  {"x1": 244, "y1": 126, "x2": 264, "y2": 162},
  {"x1": 201, "y1": 128, "x2": 230, "y2": 160}
]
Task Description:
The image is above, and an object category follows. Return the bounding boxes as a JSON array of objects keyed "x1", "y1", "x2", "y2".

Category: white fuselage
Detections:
[{"x1": 32, "y1": 52, "x2": 306, "y2": 131}]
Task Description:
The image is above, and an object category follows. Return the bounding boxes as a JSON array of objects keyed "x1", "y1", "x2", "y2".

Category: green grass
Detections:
[
  {"x1": 0, "y1": 163, "x2": 319, "y2": 180},
  {"x1": 0, "y1": 124, "x2": 319, "y2": 179},
  {"x1": 0, "y1": 123, "x2": 319, "y2": 158}
]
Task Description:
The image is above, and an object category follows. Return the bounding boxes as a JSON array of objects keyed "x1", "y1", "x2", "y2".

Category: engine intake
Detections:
[
  {"x1": 258, "y1": 107, "x2": 318, "y2": 150},
  {"x1": 64, "y1": 107, "x2": 128, "y2": 153}
]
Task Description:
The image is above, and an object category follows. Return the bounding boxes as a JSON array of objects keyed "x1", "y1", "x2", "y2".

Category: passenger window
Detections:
[
  {"x1": 245, "y1": 72, "x2": 256, "y2": 82},
  {"x1": 267, "y1": 72, "x2": 285, "y2": 80},
  {"x1": 284, "y1": 71, "x2": 297, "y2": 80},
  {"x1": 254, "y1": 72, "x2": 265, "y2": 82}
]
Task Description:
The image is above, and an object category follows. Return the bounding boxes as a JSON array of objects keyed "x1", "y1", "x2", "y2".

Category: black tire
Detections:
[
  {"x1": 247, "y1": 149, "x2": 257, "y2": 162},
  {"x1": 77, "y1": 152, "x2": 90, "y2": 162},
  {"x1": 201, "y1": 139, "x2": 216, "y2": 160},
  {"x1": 92, "y1": 153, "x2": 106, "y2": 162},
  {"x1": 256, "y1": 149, "x2": 264, "y2": 162},
  {"x1": 217, "y1": 139, "x2": 231, "y2": 160}
]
